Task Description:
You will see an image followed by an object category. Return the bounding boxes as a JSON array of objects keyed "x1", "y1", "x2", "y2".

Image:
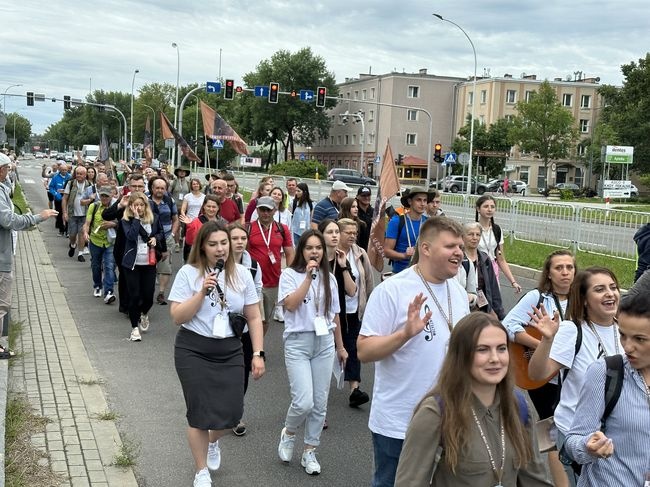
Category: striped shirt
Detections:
[{"x1": 565, "y1": 356, "x2": 650, "y2": 486}]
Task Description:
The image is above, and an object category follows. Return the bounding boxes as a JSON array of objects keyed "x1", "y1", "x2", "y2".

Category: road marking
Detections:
[{"x1": 22, "y1": 178, "x2": 36, "y2": 184}]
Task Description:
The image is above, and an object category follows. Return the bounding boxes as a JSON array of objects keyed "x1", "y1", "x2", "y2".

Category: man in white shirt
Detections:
[{"x1": 357, "y1": 217, "x2": 470, "y2": 487}]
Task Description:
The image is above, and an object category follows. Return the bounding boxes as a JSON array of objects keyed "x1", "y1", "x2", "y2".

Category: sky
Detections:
[{"x1": 1, "y1": 0, "x2": 649, "y2": 135}]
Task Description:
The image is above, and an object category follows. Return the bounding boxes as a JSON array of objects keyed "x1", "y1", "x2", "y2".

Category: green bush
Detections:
[
  {"x1": 559, "y1": 189, "x2": 575, "y2": 200},
  {"x1": 271, "y1": 159, "x2": 327, "y2": 179}
]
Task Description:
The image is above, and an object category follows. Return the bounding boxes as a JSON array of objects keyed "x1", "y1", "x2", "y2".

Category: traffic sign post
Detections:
[
  {"x1": 254, "y1": 86, "x2": 270, "y2": 97},
  {"x1": 299, "y1": 90, "x2": 314, "y2": 102},
  {"x1": 443, "y1": 152, "x2": 457, "y2": 165},
  {"x1": 206, "y1": 82, "x2": 222, "y2": 94},
  {"x1": 212, "y1": 139, "x2": 224, "y2": 149}
]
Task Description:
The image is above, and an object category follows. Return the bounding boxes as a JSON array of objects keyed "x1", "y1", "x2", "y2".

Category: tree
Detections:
[
  {"x1": 4, "y1": 113, "x2": 31, "y2": 151},
  {"x1": 598, "y1": 53, "x2": 650, "y2": 175},
  {"x1": 452, "y1": 116, "x2": 514, "y2": 178},
  {"x1": 235, "y1": 47, "x2": 338, "y2": 168},
  {"x1": 510, "y1": 80, "x2": 578, "y2": 187}
]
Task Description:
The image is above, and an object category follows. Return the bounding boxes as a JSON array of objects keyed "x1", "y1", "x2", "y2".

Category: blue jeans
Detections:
[
  {"x1": 89, "y1": 241, "x2": 115, "y2": 294},
  {"x1": 371, "y1": 432, "x2": 404, "y2": 487},
  {"x1": 283, "y1": 331, "x2": 335, "y2": 447}
]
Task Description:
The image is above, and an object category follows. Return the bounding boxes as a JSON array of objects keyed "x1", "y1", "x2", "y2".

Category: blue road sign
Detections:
[
  {"x1": 300, "y1": 153, "x2": 306, "y2": 161},
  {"x1": 254, "y1": 86, "x2": 270, "y2": 97},
  {"x1": 206, "y1": 82, "x2": 222, "y2": 94},
  {"x1": 212, "y1": 139, "x2": 224, "y2": 149},
  {"x1": 444, "y1": 152, "x2": 457, "y2": 165},
  {"x1": 299, "y1": 90, "x2": 315, "y2": 102}
]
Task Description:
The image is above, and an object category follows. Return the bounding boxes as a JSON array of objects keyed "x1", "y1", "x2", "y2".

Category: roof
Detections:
[{"x1": 400, "y1": 155, "x2": 428, "y2": 167}]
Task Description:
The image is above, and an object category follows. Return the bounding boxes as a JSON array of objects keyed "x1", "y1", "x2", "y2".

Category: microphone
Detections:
[
  {"x1": 309, "y1": 257, "x2": 318, "y2": 280},
  {"x1": 206, "y1": 259, "x2": 225, "y2": 295}
]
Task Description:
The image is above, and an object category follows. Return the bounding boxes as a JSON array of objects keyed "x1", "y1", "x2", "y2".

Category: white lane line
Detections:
[{"x1": 21, "y1": 178, "x2": 36, "y2": 184}]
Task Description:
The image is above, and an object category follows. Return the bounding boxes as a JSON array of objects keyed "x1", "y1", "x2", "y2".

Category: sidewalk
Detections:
[{"x1": 3, "y1": 225, "x2": 137, "y2": 487}]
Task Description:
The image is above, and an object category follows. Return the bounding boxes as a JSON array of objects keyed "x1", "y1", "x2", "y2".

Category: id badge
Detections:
[
  {"x1": 137, "y1": 242, "x2": 148, "y2": 256},
  {"x1": 476, "y1": 289, "x2": 489, "y2": 308},
  {"x1": 212, "y1": 312, "x2": 229, "y2": 338},
  {"x1": 179, "y1": 192, "x2": 184, "y2": 200},
  {"x1": 268, "y1": 251, "x2": 277, "y2": 265},
  {"x1": 314, "y1": 316, "x2": 329, "y2": 336},
  {"x1": 299, "y1": 221, "x2": 307, "y2": 230}
]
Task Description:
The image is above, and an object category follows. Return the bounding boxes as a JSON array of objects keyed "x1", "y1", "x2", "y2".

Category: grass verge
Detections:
[
  {"x1": 506, "y1": 239, "x2": 635, "y2": 289},
  {"x1": 93, "y1": 410, "x2": 120, "y2": 421},
  {"x1": 113, "y1": 436, "x2": 139, "y2": 468},
  {"x1": 4, "y1": 393, "x2": 63, "y2": 487},
  {"x1": 11, "y1": 183, "x2": 30, "y2": 215}
]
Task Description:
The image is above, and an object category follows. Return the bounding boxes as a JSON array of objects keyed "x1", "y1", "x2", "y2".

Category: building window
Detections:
[
  {"x1": 354, "y1": 90, "x2": 359, "y2": 100},
  {"x1": 580, "y1": 119, "x2": 590, "y2": 133},
  {"x1": 506, "y1": 90, "x2": 517, "y2": 104},
  {"x1": 525, "y1": 90, "x2": 535, "y2": 102},
  {"x1": 330, "y1": 136, "x2": 334, "y2": 145},
  {"x1": 406, "y1": 133, "x2": 417, "y2": 145},
  {"x1": 520, "y1": 166, "x2": 529, "y2": 184},
  {"x1": 345, "y1": 135, "x2": 350, "y2": 145},
  {"x1": 368, "y1": 110, "x2": 374, "y2": 121},
  {"x1": 352, "y1": 134, "x2": 357, "y2": 145},
  {"x1": 479, "y1": 115, "x2": 485, "y2": 125},
  {"x1": 408, "y1": 85, "x2": 420, "y2": 98},
  {"x1": 337, "y1": 135, "x2": 341, "y2": 145},
  {"x1": 577, "y1": 144, "x2": 587, "y2": 156},
  {"x1": 580, "y1": 94, "x2": 591, "y2": 109},
  {"x1": 480, "y1": 90, "x2": 487, "y2": 104},
  {"x1": 370, "y1": 87, "x2": 375, "y2": 99},
  {"x1": 368, "y1": 133, "x2": 375, "y2": 145},
  {"x1": 562, "y1": 93, "x2": 573, "y2": 107},
  {"x1": 407, "y1": 110, "x2": 418, "y2": 121},
  {"x1": 468, "y1": 91, "x2": 474, "y2": 106},
  {"x1": 362, "y1": 89, "x2": 367, "y2": 100},
  {"x1": 505, "y1": 114, "x2": 515, "y2": 122}
]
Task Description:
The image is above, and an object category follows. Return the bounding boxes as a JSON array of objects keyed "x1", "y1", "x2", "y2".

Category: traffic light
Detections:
[
  {"x1": 224, "y1": 79, "x2": 235, "y2": 100},
  {"x1": 434, "y1": 143, "x2": 443, "y2": 163},
  {"x1": 397, "y1": 154, "x2": 404, "y2": 164},
  {"x1": 269, "y1": 82, "x2": 279, "y2": 103},
  {"x1": 63, "y1": 95, "x2": 71, "y2": 110},
  {"x1": 26, "y1": 92, "x2": 34, "y2": 106},
  {"x1": 316, "y1": 86, "x2": 326, "y2": 107}
]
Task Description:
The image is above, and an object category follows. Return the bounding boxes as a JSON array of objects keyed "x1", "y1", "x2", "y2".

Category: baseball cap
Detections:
[
  {"x1": 98, "y1": 186, "x2": 113, "y2": 196},
  {"x1": 0, "y1": 153, "x2": 11, "y2": 168},
  {"x1": 256, "y1": 196, "x2": 277, "y2": 210},
  {"x1": 332, "y1": 180, "x2": 352, "y2": 192},
  {"x1": 357, "y1": 186, "x2": 371, "y2": 196}
]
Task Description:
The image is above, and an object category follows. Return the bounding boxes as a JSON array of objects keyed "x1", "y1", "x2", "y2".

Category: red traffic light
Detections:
[
  {"x1": 269, "y1": 82, "x2": 279, "y2": 103},
  {"x1": 235, "y1": 86, "x2": 243, "y2": 93},
  {"x1": 224, "y1": 79, "x2": 235, "y2": 100},
  {"x1": 316, "y1": 86, "x2": 327, "y2": 107}
]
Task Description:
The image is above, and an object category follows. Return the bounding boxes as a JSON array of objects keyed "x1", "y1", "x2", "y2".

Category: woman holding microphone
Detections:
[{"x1": 169, "y1": 221, "x2": 265, "y2": 487}]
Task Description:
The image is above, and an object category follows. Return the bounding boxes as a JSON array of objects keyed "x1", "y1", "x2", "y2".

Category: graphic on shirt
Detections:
[
  {"x1": 423, "y1": 303, "x2": 435, "y2": 341},
  {"x1": 303, "y1": 294, "x2": 312, "y2": 305}
]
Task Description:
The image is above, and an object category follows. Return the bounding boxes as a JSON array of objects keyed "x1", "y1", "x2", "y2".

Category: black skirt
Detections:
[{"x1": 174, "y1": 327, "x2": 244, "y2": 430}]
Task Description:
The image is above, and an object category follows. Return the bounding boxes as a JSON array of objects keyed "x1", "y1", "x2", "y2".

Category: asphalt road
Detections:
[{"x1": 18, "y1": 159, "x2": 538, "y2": 487}]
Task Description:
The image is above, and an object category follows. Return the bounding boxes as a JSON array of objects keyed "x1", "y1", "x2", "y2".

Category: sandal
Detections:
[{"x1": 0, "y1": 345, "x2": 16, "y2": 359}]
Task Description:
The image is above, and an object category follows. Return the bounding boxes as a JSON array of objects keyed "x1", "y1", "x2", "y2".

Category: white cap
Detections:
[
  {"x1": 0, "y1": 153, "x2": 11, "y2": 168},
  {"x1": 331, "y1": 180, "x2": 352, "y2": 192}
]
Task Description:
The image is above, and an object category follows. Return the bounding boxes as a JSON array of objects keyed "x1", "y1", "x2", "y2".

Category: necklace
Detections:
[
  {"x1": 639, "y1": 372, "x2": 650, "y2": 409},
  {"x1": 415, "y1": 265, "x2": 453, "y2": 332},
  {"x1": 471, "y1": 406, "x2": 505, "y2": 486},
  {"x1": 587, "y1": 321, "x2": 620, "y2": 356}
]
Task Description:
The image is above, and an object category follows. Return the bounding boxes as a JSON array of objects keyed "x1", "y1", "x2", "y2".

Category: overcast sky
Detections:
[{"x1": 2, "y1": 0, "x2": 648, "y2": 135}]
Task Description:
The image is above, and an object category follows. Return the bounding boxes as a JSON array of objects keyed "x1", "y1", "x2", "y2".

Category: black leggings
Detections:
[
  {"x1": 341, "y1": 312, "x2": 362, "y2": 383},
  {"x1": 121, "y1": 265, "x2": 156, "y2": 328}
]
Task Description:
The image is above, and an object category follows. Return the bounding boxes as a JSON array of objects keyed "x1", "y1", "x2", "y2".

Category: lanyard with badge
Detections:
[
  {"x1": 211, "y1": 272, "x2": 231, "y2": 338},
  {"x1": 311, "y1": 275, "x2": 329, "y2": 336},
  {"x1": 258, "y1": 221, "x2": 277, "y2": 264}
]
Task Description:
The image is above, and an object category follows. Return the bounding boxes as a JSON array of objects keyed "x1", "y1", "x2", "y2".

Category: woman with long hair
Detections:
[
  {"x1": 180, "y1": 195, "x2": 226, "y2": 262},
  {"x1": 180, "y1": 178, "x2": 205, "y2": 221},
  {"x1": 120, "y1": 191, "x2": 165, "y2": 341},
  {"x1": 277, "y1": 230, "x2": 348, "y2": 476},
  {"x1": 528, "y1": 267, "x2": 621, "y2": 486},
  {"x1": 251, "y1": 186, "x2": 292, "y2": 227},
  {"x1": 474, "y1": 195, "x2": 522, "y2": 294},
  {"x1": 86, "y1": 166, "x2": 97, "y2": 187},
  {"x1": 291, "y1": 182, "x2": 313, "y2": 245},
  {"x1": 244, "y1": 181, "x2": 272, "y2": 223},
  {"x1": 170, "y1": 221, "x2": 265, "y2": 487},
  {"x1": 395, "y1": 313, "x2": 551, "y2": 486},
  {"x1": 336, "y1": 218, "x2": 374, "y2": 407},
  {"x1": 339, "y1": 197, "x2": 369, "y2": 250}
]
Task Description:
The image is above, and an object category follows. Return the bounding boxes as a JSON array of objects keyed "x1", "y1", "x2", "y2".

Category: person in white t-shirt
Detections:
[
  {"x1": 169, "y1": 221, "x2": 265, "y2": 487},
  {"x1": 276, "y1": 230, "x2": 348, "y2": 476},
  {"x1": 357, "y1": 217, "x2": 470, "y2": 487},
  {"x1": 528, "y1": 267, "x2": 621, "y2": 487},
  {"x1": 181, "y1": 178, "x2": 206, "y2": 221}
]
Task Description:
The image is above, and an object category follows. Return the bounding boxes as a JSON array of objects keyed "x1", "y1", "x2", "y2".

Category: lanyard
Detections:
[
  {"x1": 551, "y1": 293, "x2": 566, "y2": 321},
  {"x1": 416, "y1": 265, "x2": 453, "y2": 333},
  {"x1": 471, "y1": 407, "x2": 505, "y2": 487},
  {"x1": 310, "y1": 275, "x2": 322, "y2": 316},
  {"x1": 404, "y1": 214, "x2": 423, "y2": 248},
  {"x1": 213, "y1": 272, "x2": 228, "y2": 310},
  {"x1": 587, "y1": 322, "x2": 620, "y2": 357},
  {"x1": 257, "y1": 220, "x2": 273, "y2": 251}
]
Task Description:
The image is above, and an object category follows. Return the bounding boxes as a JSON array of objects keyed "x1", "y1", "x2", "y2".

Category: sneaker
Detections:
[
  {"x1": 349, "y1": 387, "x2": 370, "y2": 408},
  {"x1": 129, "y1": 328, "x2": 141, "y2": 342},
  {"x1": 77, "y1": 254, "x2": 85, "y2": 262},
  {"x1": 58, "y1": 231, "x2": 65, "y2": 237},
  {"x1": 68, "y1": 244, "x2": 76, "y2": 257},
  {"x1": 301, "y1": 449, "x2": 321, "y2": 475},
  {"x1": 93, "y1": 287, "x2": 102, "y2": 298},
  {"x1": 233, "y1": 421, "x2": 246, "y2": 436},
  {"x1": 193, "y1": 467, "x2": 212, "y2": 487},
  {"x1": 139, "y1": 314, "x2": 150, "y2": 332},
  {"x1": 206, "y1": 441, "x2": 221, "y2": 471},
  {"x1": 322, "y1": 418, "x2": 328, "y2": 430},
  {"x1": 278, "y1": 427, "x2": 295, "y2": 462},
  {"x1": 156, "y1": 292, "x2": 168, "y2": 305},
  {"x1": 81, "y1": 247, "x2": 90, "y2": 255},
  {"x1": 104, "y1": 291, "x2": 116, "y2": 305}
]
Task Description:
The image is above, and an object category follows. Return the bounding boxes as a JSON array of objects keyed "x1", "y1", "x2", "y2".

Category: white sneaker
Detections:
[
  {"x1": 81, "y1": 247, "x2": 90, "y2": 255},
  {"x1": 130, "y1": 328, "x2": 141, "y2": 342},
  {"x1": 193, "y1": 467, "x2": 212, "y2": 487},
  {"x1": 93, "y1": 287, "x2": 102, "y2": 298},
  {"x1": 278, "y1": 427, "x2": 295, "y2": 462},
  {"x1": 139, "y1": 314, "x2": 150, "y2": 332},
  {"x1": 206, "y1": 441, "x2": 221, "y2": 471},
  {"x1": 301, "y1": 449, "x2": 321, "y2": 475},
  {"x1": 104, "y1": 291, "x2": 116, "y2": 304}
]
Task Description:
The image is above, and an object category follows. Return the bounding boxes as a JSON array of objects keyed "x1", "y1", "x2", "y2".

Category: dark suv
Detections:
[{"x1": 327, "y1": 168, "x2": 377, "y2": 186}]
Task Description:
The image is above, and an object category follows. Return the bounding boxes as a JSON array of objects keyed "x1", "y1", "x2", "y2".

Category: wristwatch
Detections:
[{"x1": 253, "y1": 351, "x2": 266, "y2": 361}]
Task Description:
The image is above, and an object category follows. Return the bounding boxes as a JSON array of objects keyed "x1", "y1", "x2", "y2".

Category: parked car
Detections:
[
  {"x1": 327, "y1": 168, "x2": 377, "y2": 186},
  {"x1": 630, "y1": 183, "x2": 639, "y2": 197},
  {"x1": 443, "y1": 176, "x2": 490, "y2": 194},
  {"x1": 555, "y1": 182, "x2": 581, "y2": 196},
  {"x1": 64, "y1": 152, "x2": 74, "y2": 162}
]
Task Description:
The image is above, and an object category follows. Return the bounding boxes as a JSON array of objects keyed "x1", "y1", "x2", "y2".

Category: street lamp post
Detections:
[
  {"x1": 171, "y1": 42, "x2": 180, "y2": 168},
  {"x1": 142, "y1": 104, "x2": 156, "y2": 159},
  {"x1": 130, "y1": 68, "x2": 139, "y2": 161},
  {"x1": 2, "y1": 84, "x2": 22, "y2": 113},
  {"x1": 340, "y1": 110, "x2": 366, "y2": 174},
  {"x1": 434, "y1": 14, "x2": 477, "y2": 198}
]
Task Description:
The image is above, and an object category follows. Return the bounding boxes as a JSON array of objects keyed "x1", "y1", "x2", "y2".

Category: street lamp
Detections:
[
  {"x1": 142, "y1": 104, "x2": 156, "y2": 158},
  {"x1": 130, "y1": 68, "x2": 139, "y2": 161},
  {"x1": 340, "y1": 110, "x2": 366, "y2": 174},
  {"x1": 2, "y1": 84, "x2": 22, "y2": 113},
  {"x1": 171, "y1": 42, "x2": 180, "y2": 167},
  {"x1": 434, "y1": 14, "x2": 477, "y2": 198}
]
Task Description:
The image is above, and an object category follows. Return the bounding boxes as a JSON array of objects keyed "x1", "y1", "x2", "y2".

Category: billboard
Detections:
[{"x1": 603, "y1": 145, "x2": 634, "y2": 164}]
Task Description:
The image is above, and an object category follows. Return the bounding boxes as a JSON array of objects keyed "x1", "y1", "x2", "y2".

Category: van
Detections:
[{"x1": 82, "y1": 144, "x2": 100, "y2": 163}]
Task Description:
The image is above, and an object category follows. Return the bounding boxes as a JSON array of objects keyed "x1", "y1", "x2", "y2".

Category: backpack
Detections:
[
  {"x1": 249, "y1": 258, "x2": 259, "y2": 280},
  {"x1": 246, "y1": 221, "x2": 286, "y2": 242}
]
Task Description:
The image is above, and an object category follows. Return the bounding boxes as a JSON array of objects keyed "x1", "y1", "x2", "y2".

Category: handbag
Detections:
[{"x1": 214, "y1": 280, "x2": 247, "y2": 339}]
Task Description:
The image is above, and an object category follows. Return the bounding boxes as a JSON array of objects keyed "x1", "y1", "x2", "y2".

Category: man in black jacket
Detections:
[{"x1": 633, "y1": 223, "x2": 650, "y2": 282}]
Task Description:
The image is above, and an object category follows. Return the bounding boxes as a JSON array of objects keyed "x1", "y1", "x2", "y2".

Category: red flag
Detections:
[
  {"x1": 98, "y1": 126, "x2": 110, "y2": 163},
  {"x1": 200, "y1": 101, "x2": 248, "y2": 155},
  {"x1": 159, "y1": 112, "x2": 201, "y2": 162},
  {"x1": 367, "y1": 140, "x2": 400, "y2": 271},
  {"x1": 143, "y1": 115, "x2": 153, "y2": 163}
]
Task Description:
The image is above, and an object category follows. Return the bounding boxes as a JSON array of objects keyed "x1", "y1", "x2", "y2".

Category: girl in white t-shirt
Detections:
[
  {"x1": 277, "y1": 230, "x2": 348, "y2": 476},
  {"x1": 180, "y1": 178, "x2": 206, "y2": 220},
  {"x1": 528, "y1": 267, "x2": 621, "y2": 487}
]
